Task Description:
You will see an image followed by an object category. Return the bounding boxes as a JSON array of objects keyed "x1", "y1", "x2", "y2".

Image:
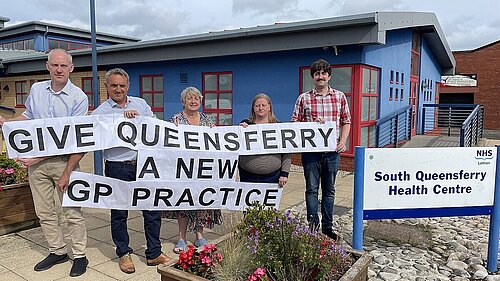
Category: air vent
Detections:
[{"x1": 179, "y1": 73, "x2": 188, "y2": 84}]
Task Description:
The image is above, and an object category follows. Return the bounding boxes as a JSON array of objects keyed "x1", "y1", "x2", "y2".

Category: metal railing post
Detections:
[
  {"x1": 394, "y1": 114, "x2": 399, "y2": 148},
  {"x1": 421, "y1": 107, "x2": 426, "y2": 134},
  {"x1": 447, "y1": 107, "x2": 452, "y2": 136}
]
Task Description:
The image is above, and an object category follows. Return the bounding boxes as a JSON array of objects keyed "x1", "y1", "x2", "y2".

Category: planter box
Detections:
[
  {"x1": 339, "y1": 249, "x2": 372, "y2": 281},
  {"x1": 158, "y1": 248, "x2": 372, "y2": 281},
  {"x1": 0, "y1": 183, "x2": 39, "y2": 235}
]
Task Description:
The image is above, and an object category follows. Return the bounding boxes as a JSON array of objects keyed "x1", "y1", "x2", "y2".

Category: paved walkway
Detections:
[
  {"x1": 2, "y1": 138, "x2": 498, "y2": 280},
  {"x1": 0, "y1": 153, "x2": 355, "y2": 281}
]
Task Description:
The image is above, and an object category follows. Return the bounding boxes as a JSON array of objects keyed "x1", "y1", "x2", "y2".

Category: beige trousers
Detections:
[{"x1": 28, "y1": 156, "x2": 87, "y2": 257}]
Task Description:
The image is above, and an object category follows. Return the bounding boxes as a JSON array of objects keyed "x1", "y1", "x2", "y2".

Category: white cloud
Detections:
[{"x1": 1, "y1": 0, "x2": 499, "y2": 50}]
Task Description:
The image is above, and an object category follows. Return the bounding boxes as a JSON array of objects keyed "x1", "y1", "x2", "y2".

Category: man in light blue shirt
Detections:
[
  {"x1": 0, "y1": 49, "x2": 89, "y2": 277},
  {"x1": 59, "y1": 68, "x2": 171, "y2": 274}
]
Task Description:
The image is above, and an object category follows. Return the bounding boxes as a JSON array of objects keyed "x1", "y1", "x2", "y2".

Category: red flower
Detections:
[{"x1": 174, "y1": 243, "x2": 222, "y2": 279}]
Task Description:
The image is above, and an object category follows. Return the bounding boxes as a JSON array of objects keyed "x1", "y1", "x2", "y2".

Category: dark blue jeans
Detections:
[
  {"x1": 301, "y1": 152, "x2": 340, "y2": 230},
  {"x1": 105, "y1": 161, "x2": 162, "y2": 259}
]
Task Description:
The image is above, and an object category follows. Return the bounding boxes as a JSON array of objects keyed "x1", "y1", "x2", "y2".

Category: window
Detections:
[
  {"x1": 14, "y1": 41, "x2": 24, "y2": 50},
  {"x1": 300, "y1": 66, "x2": 353, "y2": 95},
  {"x1": 389, "y1": 87, "x2": 393, "y2": 101},
  {"x1": 48, "y1": 39, "x2": 91, "y2": 51},
  {"x1": 401, "y1": 73, "x2": 405, "y2": 85},
  {"x1": 15, "y1": 81, "x2": 28, "y2": 107},
  {"x1": 140, "y1": 75, "x2": 164, "y2": 120},
  {"x1": 360, "y1": 125, "x2": 376, "y2": 147},
  {"x1": 396, "y1": 72, "x2": 400, "y2": 84},
  {"x1": 411, "y1": 33, "x2": 421, "y2": 76},
  {"x1": 1, "y1": 39, "x2": 35, "y2": 50},
  {"x1": 395, "y1": 88, "x2": 399, "y2": 101},
  {"x1": 390, "y1": 70, "x2": 394, "y2": 84},
  {"x1": 48, "y1": 40, "x2": 59, "y2": 50},
  {"x1": 202, "y1": 72, "x2": 233, "y2": 126},
  {"x1": 401, "y1": 89, "x2": 404, "y2": 101},
  {"x1": 360, "y1": 66, "x2": 379, "y2": 147},
  {"x1": 82, "y1": 78, "x2": 95, "y2": 109}
]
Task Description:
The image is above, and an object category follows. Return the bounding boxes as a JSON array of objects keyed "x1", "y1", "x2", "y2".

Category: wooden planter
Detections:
[
  {"x1": 158, "y1": 248, "x2": 372, "y2": 281},
  {"x1": 0, "y1": 183, "x2": 39, "y2": 235},
  {"x1": 339, "y1": 249, "x2": 372, "y2": 281}
]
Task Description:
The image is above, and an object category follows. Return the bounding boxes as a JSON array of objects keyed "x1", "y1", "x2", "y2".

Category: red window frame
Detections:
[
  {"x1": 359, "y1": 65, "x2": 379, "y2": 148},
  {"x1": 202, "y1": 71, "x2": 233, "y2": 126},
  {"x1": 15, "y1": 81, "x2": 28, "y2": 108},
  {"x1": 140, "y1": 75, "x2": 164, "y2": 119},
  {"x1": 82, "y1": 77, "x2": 95, "y2": 110}
]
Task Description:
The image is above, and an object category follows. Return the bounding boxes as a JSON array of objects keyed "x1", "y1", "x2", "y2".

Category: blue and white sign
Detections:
[
  {"x1": 353, "y1": 146, "x2": 500, "y2": 272},
  {"x1": 364, "y1": 147, "x2": 497, "y2": 211}
]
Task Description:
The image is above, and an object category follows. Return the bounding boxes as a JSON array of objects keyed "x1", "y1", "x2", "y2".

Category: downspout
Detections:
[{"x1": 44, "y1": 26, "x2": 49, "y2": 51}]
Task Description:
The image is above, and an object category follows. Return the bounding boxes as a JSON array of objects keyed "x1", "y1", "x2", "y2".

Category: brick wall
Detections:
[
  {"x1": 453, "y1": 42, "x2": 500, "y2": 130},
  {"x1": 291, "y1": 153, "x2": 354, "y2": 172},
  {"x1": 0, "y1": 70, "x2": 108, "y2": 120}
]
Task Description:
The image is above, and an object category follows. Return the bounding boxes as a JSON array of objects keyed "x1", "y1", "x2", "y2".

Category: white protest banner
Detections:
[
  {"x1": 62, "y1": 171, "x2": 282, "y2": 211},
  {"x1": 2, "y1": 115, "x2": 100, "y2": 157},
  {"x1": 363, "y1": 147, "x2": 497, "y2": 210},
  {"x1": 2, "y1": 114, "x2": 337, "y2": 158},
  {"x1": 136, "y1": 149, "x2": 238, "y2": 181}
]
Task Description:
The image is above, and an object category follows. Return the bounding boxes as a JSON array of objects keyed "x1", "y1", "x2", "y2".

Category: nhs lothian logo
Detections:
[{"x1": 475, "y1": 149, "x2": 494, "y2": 164}]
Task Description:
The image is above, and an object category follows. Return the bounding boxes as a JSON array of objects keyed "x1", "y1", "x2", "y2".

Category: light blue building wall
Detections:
[
  {"x1": 123, "y1": 47, "x2": 363, "y2": 124},
  {"x1": 363, "y1": 29, "x2": 413, "y2": 118}
]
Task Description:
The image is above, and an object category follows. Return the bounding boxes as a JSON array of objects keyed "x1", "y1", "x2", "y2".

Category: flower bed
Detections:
[
  {"x1": 158, "y1": 248, "x2": 371, "y2": 281},
  {"x1": 158, "y1": 203, "x2": 372, "y2": 281}
]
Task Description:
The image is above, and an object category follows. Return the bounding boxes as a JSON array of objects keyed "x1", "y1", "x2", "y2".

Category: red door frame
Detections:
[{"x1": 409, "y1": 76, "x2": 419, "y2": 136}]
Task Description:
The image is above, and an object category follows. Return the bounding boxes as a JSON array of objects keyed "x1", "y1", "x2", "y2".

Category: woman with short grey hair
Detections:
[{"x1": 162, "y1": 86, "x2": 222, "y2": 254}]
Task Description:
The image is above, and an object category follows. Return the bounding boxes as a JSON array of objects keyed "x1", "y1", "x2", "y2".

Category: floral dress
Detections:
[{"x1": 161, "y1": 111, "x2": 223, "y2": 231}]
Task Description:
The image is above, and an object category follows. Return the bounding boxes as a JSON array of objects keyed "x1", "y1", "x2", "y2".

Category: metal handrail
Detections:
[
  {"x1": 421, "y1": 104, "x2": 483, "y2": 147},
  {"x1": 460, "y1": 105, "x2": 484, "y2": 146},
  {"x1": 421, "y1": 104, "x2": 477, "y2": 136},
  {"x1": 375, "y1": 105, "x2": 412, "y2": 148}
]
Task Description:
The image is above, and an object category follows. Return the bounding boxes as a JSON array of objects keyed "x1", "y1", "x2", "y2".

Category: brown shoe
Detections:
[
  {"x1": 118, "y1": 253, "x2": 135, "y2": 274},
  {"x1": 147, "y1": 253, "x2": 172, "y2": 266}
]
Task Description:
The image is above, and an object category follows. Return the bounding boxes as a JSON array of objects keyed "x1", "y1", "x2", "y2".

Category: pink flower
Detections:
[
  {"x1": 4, "y1": 168, "x2": 14, "y2": 175},
  {"x1": 254, "y1": 267, "x2": 266, "y2": 276},
  {"x1": 247, "y1": 267, "x2": 267, "y2": 281},
  {"x1": 201, "y1": 256, "x2": 212, "y2": 265}
]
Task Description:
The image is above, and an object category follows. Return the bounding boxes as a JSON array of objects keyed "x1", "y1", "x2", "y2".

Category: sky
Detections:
[{"x1": 2, "y1": 0, "x2": 499, "y2": 51}]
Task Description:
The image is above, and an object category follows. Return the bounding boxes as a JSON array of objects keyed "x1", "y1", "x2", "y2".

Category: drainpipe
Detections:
[{"x1": 44, "y1": 26, "x2": 49, "y2": 51}]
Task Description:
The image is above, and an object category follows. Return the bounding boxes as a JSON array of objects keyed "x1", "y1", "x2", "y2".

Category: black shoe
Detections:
[
  {"x1": 322, "y1": 228, "x2": 340, "y2": 242},
  {"x1": 34, "y1": 253, "x2": 69, "y2": 271},
  {"x1": 69, "y1": 257, "x2": 89, "y2": 277}
]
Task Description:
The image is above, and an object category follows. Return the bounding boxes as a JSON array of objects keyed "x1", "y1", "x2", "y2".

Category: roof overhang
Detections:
[
  {"x1": 2, "y1": 12, "x2": 455, "y2": 75},
  {"x1": 0, "y1": 21, "x2": 139, "y2": 43}
]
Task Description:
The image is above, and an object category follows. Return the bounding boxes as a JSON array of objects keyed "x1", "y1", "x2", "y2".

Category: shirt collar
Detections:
[
  {"x1": 312, "y1": 86, "x2": 333, "y2": 96},
  {"x1": 46, "y1": 79, "x2": 72, "y2": 95},
  {"x1": 107, "y1": 96, "x2": 131, "y2": 108}
]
